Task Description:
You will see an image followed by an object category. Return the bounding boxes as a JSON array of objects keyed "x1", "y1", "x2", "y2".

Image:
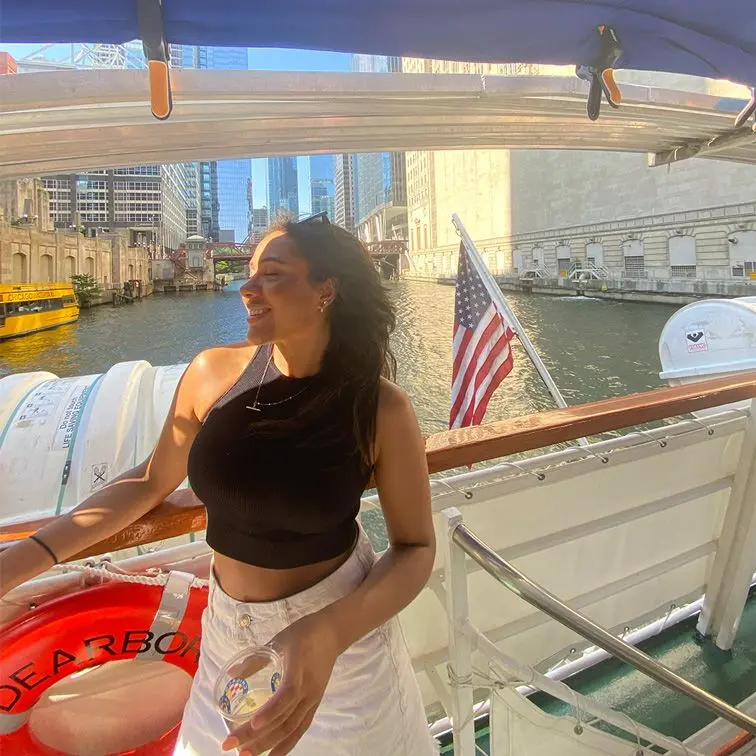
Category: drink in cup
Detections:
[{"x1": 214, "y1": 646, "x2": 284, "y2": 731}]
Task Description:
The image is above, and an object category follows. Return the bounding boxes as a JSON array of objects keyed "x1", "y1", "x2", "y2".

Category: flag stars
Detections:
[{"x1": 455, "y1": 244, "x2": 494, "y2": 329}]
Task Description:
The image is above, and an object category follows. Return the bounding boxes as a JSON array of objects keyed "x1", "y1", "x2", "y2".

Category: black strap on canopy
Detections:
[{"x1": 137, "y1": 0, "x2": 173, "y2": 120}]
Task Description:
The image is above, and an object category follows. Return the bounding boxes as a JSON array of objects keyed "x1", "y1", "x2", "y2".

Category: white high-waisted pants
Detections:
[{"x1": 174, "y1": 528, "x2": 439, "y2": 755}]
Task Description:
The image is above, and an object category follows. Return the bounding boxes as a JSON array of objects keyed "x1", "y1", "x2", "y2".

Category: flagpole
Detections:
[{"x1": 451, "y1": 214, "x2": 580, "y2": 421}]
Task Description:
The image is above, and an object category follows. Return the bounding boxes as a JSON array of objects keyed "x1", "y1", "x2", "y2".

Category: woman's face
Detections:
[{"x1": 240, "y1": 231, "x2": 333, "y2": 345}]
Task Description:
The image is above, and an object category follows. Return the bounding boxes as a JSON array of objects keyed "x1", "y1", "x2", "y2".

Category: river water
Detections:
[{"x1": 0, "y1": 280, "x2": 678, "y2": 436}]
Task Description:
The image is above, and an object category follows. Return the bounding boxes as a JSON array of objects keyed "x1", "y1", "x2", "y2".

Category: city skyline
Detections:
[
  {"x1": 200, "y1": 46, "x2": 251, "y2": 242},
  {"x1": 4, "y1": 42, "x2": 351, "y2": 224}
]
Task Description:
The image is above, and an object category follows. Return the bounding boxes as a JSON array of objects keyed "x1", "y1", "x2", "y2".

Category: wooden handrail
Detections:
[
  {"x1": 713, "y1": 731, "x2": 754, "y2": 756},
  {"x1": 1, "y1": 373, "x2": 755, "y2": 559},
  {"x1": 425, "y1": 371, "x2": 756, "y2": 470}
]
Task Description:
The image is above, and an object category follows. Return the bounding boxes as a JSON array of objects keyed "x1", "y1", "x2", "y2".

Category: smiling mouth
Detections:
[{"x1": 246, "y1": 307, "x2": 270, "y2": 321}]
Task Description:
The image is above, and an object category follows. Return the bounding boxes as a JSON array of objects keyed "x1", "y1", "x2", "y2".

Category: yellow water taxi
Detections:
[{"x1": 0, "y1": 282, "x2": 79, "y2": 340}]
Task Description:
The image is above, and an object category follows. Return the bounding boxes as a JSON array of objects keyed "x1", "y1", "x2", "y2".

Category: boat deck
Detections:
[{"x1": 440, "y1": 589, "x2": 756, "y2": 753}]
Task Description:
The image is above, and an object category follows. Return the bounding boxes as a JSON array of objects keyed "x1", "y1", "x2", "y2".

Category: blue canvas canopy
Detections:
[{"x1": 1, "y1": 0, "x2": 755, "y2": 87}]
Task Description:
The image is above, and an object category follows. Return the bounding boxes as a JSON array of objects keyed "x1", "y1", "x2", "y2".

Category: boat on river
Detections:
[
  {"x1": 0, "y1": 283, "x2": 79, "y2": 341},
  {"x1": 1, "y1": 1, "x2": 756, "y2": 754}
]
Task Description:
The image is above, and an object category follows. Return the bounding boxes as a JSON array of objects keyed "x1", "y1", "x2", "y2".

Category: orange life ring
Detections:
[{"x1": 0, "y1": 575, "x2": 208, "y2": 755}]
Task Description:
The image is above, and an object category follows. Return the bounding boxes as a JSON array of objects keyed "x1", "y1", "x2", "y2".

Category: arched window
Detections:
[
  {"x1": 668, "y1": 235, "x2": 696, "y2": 278},
  {"x1": 512, "y1": 249, "x2": 523, "y2": 272},
  {"x1": 64, "y1": 256, "x2": 76, "y2": 279},
  {"x1": 12, "y1": 252, "x2": 27, "y2": 283},
  {"x1": 556, "y1": 244, "x2": 571, "y2": 276},
  {"x1": 586, "y1": 242, "x2": 603, "y2": 267},
  {"x1": 623, "y1": 239, "x2": 644, "y2": 277},
  {"x1": 40, "y1": 253, "x2": 54, "y2": 282}
]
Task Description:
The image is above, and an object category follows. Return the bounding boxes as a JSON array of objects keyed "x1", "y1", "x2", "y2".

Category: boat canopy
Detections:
[
  {"x1": 1, "y1": 70, "x2": 755, "y2": 179},
  {"x1": 1, "y1": 1, "x2": 754, "y2": 166},
  {"x1": 2, "y1": 1, "x2": 755, "y2": 88},
  {"x1": 0, "y1": 70, "x2": 756, "y2": 179}
]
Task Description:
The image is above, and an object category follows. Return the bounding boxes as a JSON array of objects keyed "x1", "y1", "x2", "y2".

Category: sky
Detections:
[{"x1": 0, "y1": 43, "x2": 353, "y2": 213}]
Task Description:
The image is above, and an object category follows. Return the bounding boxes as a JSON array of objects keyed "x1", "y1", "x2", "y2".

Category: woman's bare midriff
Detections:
[{"x1": 212, "y1": 547, "x2": 353, "y2": 602}]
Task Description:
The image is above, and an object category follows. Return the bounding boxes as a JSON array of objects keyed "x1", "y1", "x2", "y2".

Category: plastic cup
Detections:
[{"x1": 214, "y1": 646, "x2": 284, "y2": 730}]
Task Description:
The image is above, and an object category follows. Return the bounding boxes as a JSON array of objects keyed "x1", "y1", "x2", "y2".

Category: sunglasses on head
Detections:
[{"x1": 296, "y1": 212, "x2": 330, "y2": 226}]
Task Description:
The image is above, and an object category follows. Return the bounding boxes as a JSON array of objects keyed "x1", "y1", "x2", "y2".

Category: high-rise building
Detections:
[
  {"x1": 352, "y1": 150, "x2": 408, "y2": 243},
  {"x1": 43, "y1": 164, "x2": 192, "y2": 252},
  {"x1": 252, "y1": 207, "x2": 270, "y2": 229},
  {"x1": 33, "y1": 41, "x2": 199, "y2": 250},
  {"x1": 196, "y1": 46, "x2": 251, "y2": 242},
  {"x1": 334, "y1": 155, "x2": 356, "y2": 232},
  {"x1": 350, "y1": 55, "x2": 407, "y2": 242},
  {"x1": 400, "y1": 57, "x2": 756, "y2": 285},
  {"x1": 311, "y1": 181, "x2": 335, "y2": 219},
  {"x1": 185, "y1": 163, "x2": 201, "y2": 237},
  {"x1": 214, "y1": 160, "x2": 251, "y2": 243},
  {"x1": 268, "y1": 157, "x2": 299, "y2": 220},
  {"x1": 353, "y1": 153, "x2": 392, "y2": 223},
  {"x1": 310, "y1": 156, "x2": 335, "y2": 219},
  {"x1": 200, "y1": 161, "x2": 220, "y2": 241},
  {"x1": 252, "y1": 208, "x2": 270, "y2": 227},
  {"x1": 401, "y1": 56, "x2": 523, "y2": 255},
  {"x1": 249, "y1": 207, "x2": 270, "y2": 242}
]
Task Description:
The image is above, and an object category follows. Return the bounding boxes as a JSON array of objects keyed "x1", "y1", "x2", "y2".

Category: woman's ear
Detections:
[{"x1": 320, "y1": 278, "x2": 337, "y2": 307}]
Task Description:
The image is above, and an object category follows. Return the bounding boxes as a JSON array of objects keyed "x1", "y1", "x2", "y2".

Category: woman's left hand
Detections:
[{"x1": 222, "y1": 611, "x2": 340, "y2": 756}]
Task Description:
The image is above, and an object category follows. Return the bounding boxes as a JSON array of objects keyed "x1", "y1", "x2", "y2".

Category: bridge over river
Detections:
[{"x1": 208, "y1": 240, "x2": 409, "y2": 278}]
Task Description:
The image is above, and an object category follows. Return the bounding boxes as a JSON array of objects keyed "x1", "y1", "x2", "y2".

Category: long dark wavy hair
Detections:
[{"x1": 252, "y1": 219, "x2": 397, "y2": 468}]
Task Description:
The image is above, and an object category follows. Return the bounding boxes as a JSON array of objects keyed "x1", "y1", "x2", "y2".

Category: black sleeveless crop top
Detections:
[{"x1": 187, "y1": 345, "x2": 371, "y2": 568}]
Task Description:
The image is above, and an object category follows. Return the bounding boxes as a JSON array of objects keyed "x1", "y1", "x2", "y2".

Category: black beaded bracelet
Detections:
[{"x1": 29, "y1": 534, "x2": 59, "y2": 565}]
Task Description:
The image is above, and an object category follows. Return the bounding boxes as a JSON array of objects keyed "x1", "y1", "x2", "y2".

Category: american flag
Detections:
[{"x1": 450, "y1": 241, "x2": 516, "y2": 429}]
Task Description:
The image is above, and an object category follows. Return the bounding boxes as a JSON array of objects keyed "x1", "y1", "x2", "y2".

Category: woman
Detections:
[{"x1": 0, "y1": 218, "x2": 438, "y2": 756}]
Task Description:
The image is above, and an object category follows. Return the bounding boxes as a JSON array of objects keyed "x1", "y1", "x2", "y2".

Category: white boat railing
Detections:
[{"x1": 442, "y1": 508, "x2": 756, "y2": 756}]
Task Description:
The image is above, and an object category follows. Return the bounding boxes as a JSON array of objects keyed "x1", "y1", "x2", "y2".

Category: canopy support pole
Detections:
[{"x1": 648, "y1": 127, "x2": 756, "y2": 167}]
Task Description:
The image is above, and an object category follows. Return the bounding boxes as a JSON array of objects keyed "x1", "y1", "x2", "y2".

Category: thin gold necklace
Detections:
[{"x1": 246, "y1": 349, "x2": 311, "y2": 412}]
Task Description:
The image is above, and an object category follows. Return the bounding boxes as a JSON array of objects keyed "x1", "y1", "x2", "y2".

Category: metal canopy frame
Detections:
[
  {"x1": 648, "y1": 126, "x2": 756, "y2": 167},
  {"x1": 0, "y1": 70, "x2": 754, "y2": 179}
]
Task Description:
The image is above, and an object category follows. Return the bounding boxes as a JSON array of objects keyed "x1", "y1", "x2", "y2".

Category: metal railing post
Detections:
[
  {"x1": 443, "y1": 507, "x2": 476, "y2": 756},
  {"x1": 451, "y1": 521, "x2": 756, "y2": 736},
  {"x1": 698, "y1": 398, "x2": 756, "y2": 649}
]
